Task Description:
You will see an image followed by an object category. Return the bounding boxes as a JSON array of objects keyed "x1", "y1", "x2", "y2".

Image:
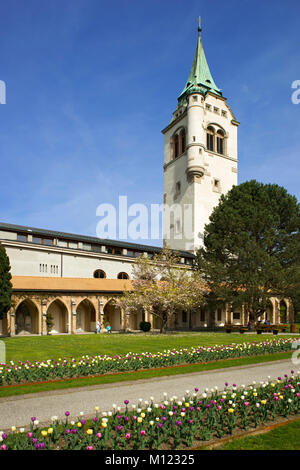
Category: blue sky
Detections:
[{"x1": 0, "y1": 0, "x2": 299, "y2": 246}]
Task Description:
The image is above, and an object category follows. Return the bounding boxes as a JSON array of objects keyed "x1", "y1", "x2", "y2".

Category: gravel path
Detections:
[{"x1": 0, "y1": 359, "x2": 296, "y2": 431}]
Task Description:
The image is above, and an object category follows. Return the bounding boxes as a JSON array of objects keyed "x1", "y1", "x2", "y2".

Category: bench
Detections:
[
  {"x1": 255, "y1": 324, "x2": 288, "y2": 335},
  {"x1": 224, "y1": 325, "x2": 248, "y2": 334}
]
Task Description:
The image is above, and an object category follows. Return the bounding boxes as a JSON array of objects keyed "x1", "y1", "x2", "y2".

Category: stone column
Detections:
[
  {"x1": 41, "y1": 299, "x2": 47, "y2": 335},
  {"x1": 37, "y1": 299, "x2": 42, "y2": 335},
  {"x1": 125, "y1": 313, "x2": 130, "y2": 332},
  {"x1": 270, "y1": 299, "x2": 276, "y2": 324},
  {"x1": 120, "y1": 308, "x2": 125, "y2": 331},
  {"x1": 71, "y1": 299, "x2": 77, "y2": 334},
  {"x1": 287, "y1": 299, "x2": 293, "y2": 323},
  {"x1": 98, "y1": 298, "x2": 104, "y2": 328},
  {"x1": 225, "y1": 303, "x2": 231, "y2": 324},
  {"x1": 241, "y1": 305, "x2": 245, "y2": 326},
  {"x1": 9, "y1": 308, "x2": 15, "y2": 336},
  {"x1": 274, "y1": 299, "x2": 280, "y2": 324}
]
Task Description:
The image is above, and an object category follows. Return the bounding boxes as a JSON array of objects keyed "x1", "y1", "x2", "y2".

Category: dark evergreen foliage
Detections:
[
  {"x1": 196, "y1": 180, "x2": 300, "y2": 321},
  {"x1": 0, "y1": 244, "x2": 12, "y2": 319}
]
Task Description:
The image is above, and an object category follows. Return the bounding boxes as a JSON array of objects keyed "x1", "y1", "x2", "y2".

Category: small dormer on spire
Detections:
[
  {"x1": 178, "y1": 18, "x2": 222, "y2": 104},
  {"x1": 198, "y1": 16, "x2": 202, "y2": 35}
]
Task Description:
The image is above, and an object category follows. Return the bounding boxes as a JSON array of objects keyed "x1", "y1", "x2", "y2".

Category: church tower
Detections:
[{"x1": 162, "y1": 19, "x2": 239, "y2": 253}]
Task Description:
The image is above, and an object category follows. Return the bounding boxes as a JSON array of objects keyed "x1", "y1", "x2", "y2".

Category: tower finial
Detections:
[{"x1": 198, "y1": 16, "x2": 202, "y2": 35}]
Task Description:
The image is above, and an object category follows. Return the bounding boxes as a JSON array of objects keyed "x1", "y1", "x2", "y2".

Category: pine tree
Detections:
[
  {"x1": 0, "y1": 244, "x2": 12, "y2": 320},
  {"x1": 196, "y1": 180, "x2": 300, "y2": 322}
]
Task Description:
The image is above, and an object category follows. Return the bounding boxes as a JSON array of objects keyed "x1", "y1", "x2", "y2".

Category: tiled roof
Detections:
[
  {"x1": 11, "y1": 276, "x2": 133, "y2": 293},
  {"x1": 0, "y1": 222, "x2": 195, "y2": 258}
]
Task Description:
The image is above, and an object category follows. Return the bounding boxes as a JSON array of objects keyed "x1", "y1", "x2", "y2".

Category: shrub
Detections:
[{"x1": 139, "y1": 321, "x2": 151, "y2": 332}]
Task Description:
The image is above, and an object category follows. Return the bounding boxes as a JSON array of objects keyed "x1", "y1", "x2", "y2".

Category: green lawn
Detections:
[
  {"x1": 2, "y1": 332, "x2": 298, "y2": 363},
  {"x1": 216, "y1": 418, "x2": 300, "y2": 450}
]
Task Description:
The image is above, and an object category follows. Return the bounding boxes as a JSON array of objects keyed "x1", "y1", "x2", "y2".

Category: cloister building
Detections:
[{"x1": 0, "y1": 23, "x2": 294, "y2": 337}]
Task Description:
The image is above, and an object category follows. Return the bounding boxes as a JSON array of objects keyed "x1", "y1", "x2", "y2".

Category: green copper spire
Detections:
[{"x1": 178, "y1": 18, "x2": 222, "y2": 103}]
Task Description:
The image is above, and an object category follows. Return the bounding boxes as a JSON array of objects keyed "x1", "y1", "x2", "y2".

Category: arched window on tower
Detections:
[
  {"x1": 94, "y1": 269, "x2": 106, "y2": 279},
  {"x1": 216, "y1": 129, "x2": 225, "y2": 155},
  {"x1": 174, "y1": 134, "x2": 179, "y2": 159},
  {"x1": 180, "y1": 128, "x2": 186, "y2": 154},
  {"x1": 207, "y1": 126, "x2": 215, "y2": 152}
]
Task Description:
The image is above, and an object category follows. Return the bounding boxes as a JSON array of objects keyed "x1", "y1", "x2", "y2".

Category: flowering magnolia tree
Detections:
[{"x1": 119, "y1": 248, "x2": 208, "y2": 333}]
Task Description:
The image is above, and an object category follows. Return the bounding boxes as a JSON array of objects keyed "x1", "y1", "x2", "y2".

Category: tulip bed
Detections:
[
  {"x1": 1, "y1": 371, "x2": 300, "y2": 450},
  {"x1": 0, "y1": 337, "x2": 296, "y2": 387}
]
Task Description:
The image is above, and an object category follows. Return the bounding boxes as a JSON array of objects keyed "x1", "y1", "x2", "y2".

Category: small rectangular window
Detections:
[
  {"x1": 43, "y1": 238, "x2": 53, "y2": 246},
  {"x1": 82, "y1": 243, "x2": 91, "y2": 251},
  {"x1": 175, "y1": 220, "x2": 181, "y2": 234},
  {"x1": 127, "y1": 250, "x2": 134, "y2": 257},
  {"x1": 233, "y1": 312, "x2": 240, "y2": 320},
  {"x1": 92, "y1": 245, "x2": 102, "y2": 253},
  {"x1": 68, "y1": 241, "x2": 78, "y2": 249},
  {"x1": 213, "y1": 179, "x2": 221, "y2": 192},
  {"x1": 33, "y1": 237, "x2": 42, "y2": 244},
  {"x1": 17, "y1": 234, "x2": 27, "y2": 242},
  {"x1": 182, "y1": 311, "x2": 187, "y2": 323}
]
